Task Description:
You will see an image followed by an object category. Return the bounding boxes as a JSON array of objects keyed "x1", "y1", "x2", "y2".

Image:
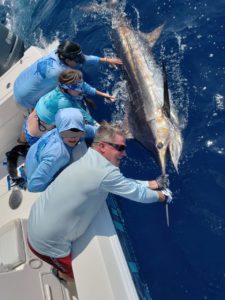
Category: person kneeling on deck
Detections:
[
  {"x1": 14, "y1": 40, "x2": 122, "y2": 109},
  {"x1": 26, "y1": 108, "x2": 95, "y2": 192},
  {"x1": 24, "y1": 69, "x2": 112, "y2": 145},
  {"x1": 27, "y1": 122, "x2": 172, "y2": 282}
]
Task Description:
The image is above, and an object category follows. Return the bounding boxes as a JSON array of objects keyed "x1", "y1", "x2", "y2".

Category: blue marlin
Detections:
[
  {"x1": 107, "y1": 0, "x2": 183, "y2": 226},
  {"x1": 108, "y1": 1, "x2": 183, "y2": 177},
  {"x1": 85, "y1": 0, "x2": 183, "y2": 224}
]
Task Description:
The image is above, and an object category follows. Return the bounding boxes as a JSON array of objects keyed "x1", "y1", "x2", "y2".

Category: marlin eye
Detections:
[{"x1": 157, "y1": 142, "x2": 164, "y2": 149}]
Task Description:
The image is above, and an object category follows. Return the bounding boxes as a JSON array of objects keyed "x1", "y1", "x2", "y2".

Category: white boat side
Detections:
[{"x1": 0, "y1": 46, "x2": 140, "y2": 299}]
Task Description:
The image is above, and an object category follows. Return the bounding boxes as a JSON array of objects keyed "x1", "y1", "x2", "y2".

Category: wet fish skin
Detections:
[{"x1": 110, "y1": 14, "x2": 183, "y2": 174}]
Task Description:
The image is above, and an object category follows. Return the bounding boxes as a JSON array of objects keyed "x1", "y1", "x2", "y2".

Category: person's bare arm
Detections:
[{"x1": 96, "y1": 90, "x2": 115, "y2": 102}]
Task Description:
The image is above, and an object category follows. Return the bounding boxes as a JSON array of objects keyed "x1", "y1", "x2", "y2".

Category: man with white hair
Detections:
[{"x1": 27, "y1": 121, "x2": 171, "y2": 281}]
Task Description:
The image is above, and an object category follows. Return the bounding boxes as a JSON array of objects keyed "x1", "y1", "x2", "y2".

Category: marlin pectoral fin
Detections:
[
  {"x1": 162, "y1": 62, "x2": 171, "y2": 119},
  {"x1": 140, "y1": 24, "x2": 164, "y2": 48},
  {"x1": 169, "y1": 127, "x2": 183, "y2": 173}
]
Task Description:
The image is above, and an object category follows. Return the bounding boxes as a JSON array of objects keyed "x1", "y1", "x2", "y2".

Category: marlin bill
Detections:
[{"x1": 109, "y1": 3, "x2": 183, "y2": 175}]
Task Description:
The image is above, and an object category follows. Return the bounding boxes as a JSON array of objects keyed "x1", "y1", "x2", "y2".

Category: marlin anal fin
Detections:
[
  {"x1": 140, "y1": 24, "x2": 164, "y2": 48},
  {"x1": 162, "y1": 62, "x2": 171, "y2": 119},
  {"x1": 169, "y1": 126, "x2": 183, "y2": 173}
]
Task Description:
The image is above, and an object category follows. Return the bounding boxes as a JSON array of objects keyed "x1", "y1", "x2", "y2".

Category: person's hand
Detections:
[
  {"x1": 161, "y1": 188, "x2": 173, "y2": 203},
  {"x1": 102, "y1": 57, "x2": 123, "y2": 69},
  {"x1": 104, "y1": 94, "x2": 116, "y2": 102},
  {"x1": 156, "y1": 174, "x2": 169, "y2": 189},
  {"x1": 105, "y1": 57, "x2": 123, "y2": 66}
]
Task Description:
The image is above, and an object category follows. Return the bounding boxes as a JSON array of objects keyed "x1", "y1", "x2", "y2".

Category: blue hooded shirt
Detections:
[
  {"x1": 26, "y1": 107, "x2": 92, "y2": 192},
  {"x1": 35, "y1": 86, "x2": 96, "y2": 125},
  {"x1": 14, "y1": 50, "x2": 100, "y2": 109}
]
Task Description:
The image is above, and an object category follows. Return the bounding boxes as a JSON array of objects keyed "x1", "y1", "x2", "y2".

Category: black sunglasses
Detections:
[
  {"x1": 37, "y1": 117, "x2": 47, "y2": 132},
  {"x1": 103, "y1": 141, "x2": 126, "y2": 152}
]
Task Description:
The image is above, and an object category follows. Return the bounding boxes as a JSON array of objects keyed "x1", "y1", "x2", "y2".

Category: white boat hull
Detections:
[{"x1": 0, "y1": 45, "x2": 139, "y2": 299}]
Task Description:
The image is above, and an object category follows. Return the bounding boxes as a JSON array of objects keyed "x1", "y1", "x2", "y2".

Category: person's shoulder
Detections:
[
  {"x1": 79, "y1": 148, "x2": 98, "y2": 164},
  {"x1": 35, "y1": 131, "x2": 55, "y2": 153},
  {"x1": 88, "y1": 148, "x2": 116, "y2": 169},
  {"x1": 48, "y1": 139, "x2": 70, "y2": 165},
  {"x1": 42, "y1": 86, "x2": 60, "y2": 100},
  {"x1": 41, "y1": 133, "x2": 66, "y2": 157},
  {"x1": 36, "y1": 50, "x2": 60, "y2": 71},
  {"x1": 41, "y1": 49, "x2": 58, "y2": 60}
]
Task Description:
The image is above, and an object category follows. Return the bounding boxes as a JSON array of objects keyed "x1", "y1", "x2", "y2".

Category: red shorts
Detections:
[{"x1": 27, "y1": 239, "x2": 74, "y2": 279}]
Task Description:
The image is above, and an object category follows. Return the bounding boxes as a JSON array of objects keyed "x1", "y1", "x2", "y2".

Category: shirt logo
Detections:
[{"x1": 35, "y1": 57, "x2": 56, "y2": 78}]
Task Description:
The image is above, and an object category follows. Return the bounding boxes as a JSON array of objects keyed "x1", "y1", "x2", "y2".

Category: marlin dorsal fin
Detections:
[
  {"x1": 162, "y1": 62, "x2": 170, "y2": 119},
  {"x1": 140, "y1": 24, "x2": 164, "y2": 48}
]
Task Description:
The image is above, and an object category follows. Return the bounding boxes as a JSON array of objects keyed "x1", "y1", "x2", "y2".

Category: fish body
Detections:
[{"x1": 110, "y1": 12, "x2": 182, "y2": 174}]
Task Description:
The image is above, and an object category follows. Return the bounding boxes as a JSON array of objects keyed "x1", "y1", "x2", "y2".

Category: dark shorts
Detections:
[
  {"x1": 27, "y1": 239, "x2": 74, "y2": 279},
  {"x1": 23, "y1": 118, "x2": 40, "y2": 146}
]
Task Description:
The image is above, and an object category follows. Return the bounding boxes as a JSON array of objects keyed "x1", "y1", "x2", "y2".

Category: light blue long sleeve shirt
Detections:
[
  {"x1": 28, "y1": 148, "x2": 159, "y2": 258},
  {"x1": 26, "y1": 129, "x2": 70, "y2": 192},
  {"x1": 26, "y1": 108, "x2": 94, "y2": 192},
  {"x1": 14, "y1": 50, "x2": 100, "y2": 108},
  {"x1": 36, "y1": 86, "x2": 96, "y2": 125}
]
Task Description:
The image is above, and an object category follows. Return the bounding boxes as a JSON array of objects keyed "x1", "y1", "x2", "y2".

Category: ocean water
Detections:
[{"x1": 1, "y1": 0, "x2": 225, "y2": 299}]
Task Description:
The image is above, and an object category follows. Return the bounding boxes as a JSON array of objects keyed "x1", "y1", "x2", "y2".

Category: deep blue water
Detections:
[{"x1": 2, "y1": 0, "x2": 225, "y2": 299}]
